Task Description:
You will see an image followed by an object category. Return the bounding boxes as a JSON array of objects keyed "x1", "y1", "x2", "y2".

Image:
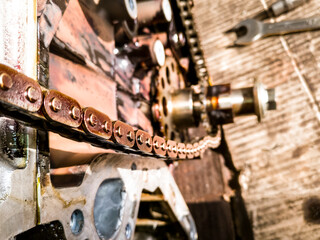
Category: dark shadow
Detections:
[
  {"x1": 303, "y1": 196, "x2": 320, "y2": 224},
  {"x1": 188, "y1": 200, "x2": 235, "y2": 240}
]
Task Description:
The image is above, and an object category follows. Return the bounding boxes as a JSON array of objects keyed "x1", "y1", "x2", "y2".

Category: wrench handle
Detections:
[
  {"x1": 271, "y1": 0, "x2": 309, "y2": 17},
  {"x1": 263, "y1": 17, "x2": 320, "y2": 36}
]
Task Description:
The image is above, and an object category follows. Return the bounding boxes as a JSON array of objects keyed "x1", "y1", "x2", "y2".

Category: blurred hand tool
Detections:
[
  {"x1": 233, "y1": 17, "x2": 320, "y2": 45},
  {"x1": 253, "y1": 0, "x2": 310, "y2": 20},
  {"x1": 269, "y1": 0, "x2": 309, "y2": 18}
]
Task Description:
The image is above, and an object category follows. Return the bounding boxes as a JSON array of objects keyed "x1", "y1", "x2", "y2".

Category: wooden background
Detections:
[{"x1": 192, "y1": 0, "x2": 320, "y2": 239}]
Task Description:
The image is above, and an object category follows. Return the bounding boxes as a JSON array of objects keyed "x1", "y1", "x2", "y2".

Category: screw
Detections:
[
  {"x1": 89, "y1": 114, "x2": 98, "y2": 127},
  {"x1": 50, "y1": 97, "x2": 62, "y2": 112},
  {"x1": 0, "y1": 73, "x2": 13, "y2": 90},
  {"x1": 127, "y1": 131, "x2": 134, "y2": 142},
  {"x1": 103, "y1": 121, "x2": 111, "y2": 133},
  {"x1": 26, "y1": 87, "x2": 40, "y2": 103},
  {"x1": 116, "y1": 126, "x2": 122, "y2": 137},
  {"x1": 71, "y1": 106, "x2": 81, "y2": 120}
]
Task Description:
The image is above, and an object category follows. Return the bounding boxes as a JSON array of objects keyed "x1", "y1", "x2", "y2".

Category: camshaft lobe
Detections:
[{"x1": 0, "y1": 64, "x2": 220, "y2": 161}]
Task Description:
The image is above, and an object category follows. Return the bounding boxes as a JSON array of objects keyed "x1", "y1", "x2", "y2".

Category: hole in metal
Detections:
[
  {"x1": 161, "y1": 77, "x2": 165, "y2": 89},
  {"x1": 170, "y1": 131, "x2": 175, "y2": 140},
  {"x1": 162, "y1": 97, "x2": 168, "y2": 117},
  {"x1": 94, "y1": 178, "x2": 126, "y2": 239},
  {"x1": 164, "y1": 124, "x2": 168, "y2": 137},
  {"x1": 166, "y1": 67, "x2": 171, "y2": 84},
  {"x1": 70, "y1": 209, "x2": 84, "y2": 235}
]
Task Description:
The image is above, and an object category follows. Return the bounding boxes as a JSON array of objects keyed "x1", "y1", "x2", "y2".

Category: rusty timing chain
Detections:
[
  {"x1": 0, "y1": 64, "x2": 220, "y2": 161},
  {"x1": 175, "y1": 0, "x2": 211, "y2": 131}
]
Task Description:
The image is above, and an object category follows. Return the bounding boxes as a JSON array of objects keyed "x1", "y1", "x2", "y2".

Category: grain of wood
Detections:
[{"x1": 192, "y1": 0, "x2": 320, "y2": 238}]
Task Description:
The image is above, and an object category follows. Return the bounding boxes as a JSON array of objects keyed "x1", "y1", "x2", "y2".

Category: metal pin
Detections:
[
  {"x1": 116, "y1": 126, "x2": 123, "y2": 137},
  {"x1": 137, "y1": 134, "x2": 144, "y2": 145},
  {"x1": 161, "y1": 143, "x2": 166, "y2": 151},
  {"x1": 127, "y1": 131, "x2": 134, "y2": 142},
  {"x1": 71, "y1": 106, "x2": 81, "y2": 120},
  {"x1": 89, "y1": 114, "x2": 98, "y2": 127},
  {"x1": 0, "y1": 73, "x2": 13, "y2": 90},
  {"x1": 103, "y1": 121, "x2": 111, "y2": 133},
  {"x1": 154, "y1": 140, "x2": 159, "y2": 149},
  {"x1": 26, "y1": 87, "x2": 40, "y2": 103},
  {"x1": 50, "y1": 97, "x2": 62, "y2": 112},
  {"x1": 146, "y1": 138, "x2": 151, "y2": 147}
]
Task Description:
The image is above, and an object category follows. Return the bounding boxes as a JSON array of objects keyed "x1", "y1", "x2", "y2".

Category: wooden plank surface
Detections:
[{"x1": 192, "y1": 0, "x2": 320, "y2": 239}]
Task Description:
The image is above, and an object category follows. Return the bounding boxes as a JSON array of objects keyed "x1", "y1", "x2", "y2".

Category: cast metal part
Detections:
[{"x1": 35, "y1": 154, "x2": 198, "y2": 239}]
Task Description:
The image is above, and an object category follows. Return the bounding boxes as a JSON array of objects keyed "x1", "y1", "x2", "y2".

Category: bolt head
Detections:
[
  {"x1": 89, "y1": 114, "x2": 98, "y2": 127},
  {"x1": 50, "y1": 97, "x2": 62, "y2": 112},
  {"x1": 26, "y1": 87, "x2": 40, "y2": 103},
  {"x1": 71, "y1": 106, "x2": 81, "y2": 120},
  {"x1": 0, "y1": 73, "x2": 13, "y2": 90}
]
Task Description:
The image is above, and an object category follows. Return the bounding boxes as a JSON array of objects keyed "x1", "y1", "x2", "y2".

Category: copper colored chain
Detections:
[{"x1": 0, "y1": 64, "x2": 220, "y2": 160}]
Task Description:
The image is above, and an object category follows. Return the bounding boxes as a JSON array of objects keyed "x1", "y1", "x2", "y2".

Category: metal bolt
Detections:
[
  {"x1": 103, "y1": 121, "x2": 111, "y2": 133},
  {"x1": 127, "y1": 131, "x2": 134, "y2": 142},
  {"x1": 71, "y1": 106, "x2": 81, "y2": 120},
  {"x1": 50, "y1": 97, "x2": 62, "y2": 112},
  {"x1": 0, "y1": 73, "x2": 13, "y2": 90},
  {"x1": 26, "y1": 87, "x2": 39, "y2": 103},
  {"x1": 89, "y1": 114, "x2": 98, "y2": 127},
  {"x1": 116, "y1": 126, "x2": 122, "y2": 137}
]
